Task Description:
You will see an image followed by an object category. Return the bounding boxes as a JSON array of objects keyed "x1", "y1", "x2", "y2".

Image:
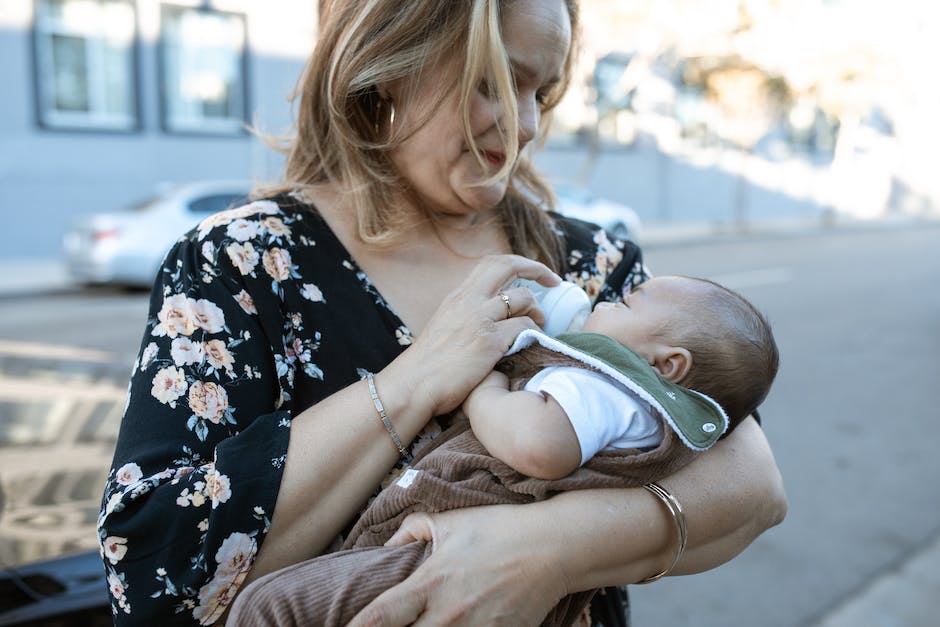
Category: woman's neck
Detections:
[
  {"x1": 302, "y1": 183, "x2": 511, "y2": 335},
  {"x1": 305, "y1": 183, "x2": 509, "y2": 260}
]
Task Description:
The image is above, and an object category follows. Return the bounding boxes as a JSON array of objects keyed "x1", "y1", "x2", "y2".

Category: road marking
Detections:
[
  {"x1": 709, "y1": 267, "x2": 795, "y2": 290},
  {"x1": 0, "y1": 376, "x2": 126, "y2": 401},
  {"x1": 0, "y1": 339, "x2": 118, "y2": 363}
]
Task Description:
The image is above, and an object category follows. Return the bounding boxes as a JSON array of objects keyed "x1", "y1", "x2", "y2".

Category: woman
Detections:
[{"x1": 97, "y1": 0, "x2": 786, "y2": 625}]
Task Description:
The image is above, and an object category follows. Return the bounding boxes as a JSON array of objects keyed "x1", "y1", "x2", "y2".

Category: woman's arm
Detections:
[
  {"x1": 349, "y1": 416, "x2": 786, "y2": 626},
  {"x1": 463, "y1": 371, "x2": 581, "y2": 480},
  {"x1": 548, "y1": 417, "x2": 787, "y2": 588},
  {"x1": 245, "y1": 255, "x2": 560, "y2": 582},
  {"x1": 99, "y1": 225, "x2": 558, "y2": 623}
]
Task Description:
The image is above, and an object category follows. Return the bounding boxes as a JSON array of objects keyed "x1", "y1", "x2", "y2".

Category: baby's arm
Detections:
[{"x1": 463, "y1": 371, "x2": 582, "y2": 480}]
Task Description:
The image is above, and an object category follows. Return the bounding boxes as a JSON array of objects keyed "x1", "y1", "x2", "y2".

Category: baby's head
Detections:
[{"x1": 581, "y1": 275, "x2": 778, "y2": 428}]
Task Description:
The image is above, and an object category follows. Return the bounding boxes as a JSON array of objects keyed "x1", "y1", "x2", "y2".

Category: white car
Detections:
[
  {"x1": 62, "y1": 180, "x2": 252, "y2": 288},
  {"x1": 555, "y1": 185, "x2": 642, "y2": 242}
]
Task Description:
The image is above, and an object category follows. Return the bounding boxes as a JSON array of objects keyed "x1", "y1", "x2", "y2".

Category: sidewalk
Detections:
[{"x1": 0, "y1": 258, "x2": 71, "y2": 298}]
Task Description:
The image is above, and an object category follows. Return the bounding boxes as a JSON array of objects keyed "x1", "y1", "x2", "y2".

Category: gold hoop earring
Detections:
[{"x1": 373, "y1": 96, "x2": 395, "y2": 136}]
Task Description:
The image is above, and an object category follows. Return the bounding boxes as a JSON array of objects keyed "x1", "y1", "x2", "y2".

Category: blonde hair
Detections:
[{"x1": 269, "y1": 0, "x2": 579, "y2": 270}]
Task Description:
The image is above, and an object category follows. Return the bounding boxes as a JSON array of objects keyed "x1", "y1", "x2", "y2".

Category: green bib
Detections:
[{"x1": 506, "y1": 330, "x2": 728, "y2": 450}]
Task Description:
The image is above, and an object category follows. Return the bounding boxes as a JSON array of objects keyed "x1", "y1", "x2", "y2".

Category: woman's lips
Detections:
[{"x1": 483, "y1": 150, "x2": 506, "y2": 166}]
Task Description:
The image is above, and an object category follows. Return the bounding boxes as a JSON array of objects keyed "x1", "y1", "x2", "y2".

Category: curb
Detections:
[{"x1": 639, "y1": 213, "x2": 940, "y2": 248}]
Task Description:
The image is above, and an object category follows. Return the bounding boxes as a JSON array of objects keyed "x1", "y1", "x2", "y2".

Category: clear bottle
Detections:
[{"x1": 512, "y1": 279, "x2": 592, "y2": 336}]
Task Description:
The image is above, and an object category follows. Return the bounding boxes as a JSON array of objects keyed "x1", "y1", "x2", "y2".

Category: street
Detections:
[
  {"x1": 633, "y1": 222, "x2": 940, "y2": 626},
  {"x1": 1, "y1": 222, "x2": 938, "y2": 625}
]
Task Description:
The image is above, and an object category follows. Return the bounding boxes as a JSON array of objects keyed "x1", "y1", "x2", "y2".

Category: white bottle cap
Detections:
[
  {"x1": 511, "y1": 279, "x2": 592, "y2": 336},
  {"x1": 537, "y1": 281, "x2": 592, "y2": 336}
]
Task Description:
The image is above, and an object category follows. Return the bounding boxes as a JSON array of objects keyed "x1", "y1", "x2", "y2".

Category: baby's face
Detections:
[{"x1": 581, "y1": 276, "x2": 692, "y2": 361}]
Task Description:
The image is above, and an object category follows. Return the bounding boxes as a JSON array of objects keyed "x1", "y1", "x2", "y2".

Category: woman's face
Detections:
[{"x1": 388, "y1": 0, "x2": 571, "y2": 220}]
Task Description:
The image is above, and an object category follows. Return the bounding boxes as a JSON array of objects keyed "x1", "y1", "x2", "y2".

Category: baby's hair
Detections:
[{"x1": 663, "y1": 277, "x2": 779, "y2": 430}]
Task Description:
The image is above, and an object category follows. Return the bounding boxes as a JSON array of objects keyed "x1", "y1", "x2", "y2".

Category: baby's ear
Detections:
[{"x1": 651, "y1": 347, "x2": 692, "y2": 384}]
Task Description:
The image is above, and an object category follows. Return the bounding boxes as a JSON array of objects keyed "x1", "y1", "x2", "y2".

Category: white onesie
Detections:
[{"x1": 524, "y1": 365, "x2": 665, "y2": 466}]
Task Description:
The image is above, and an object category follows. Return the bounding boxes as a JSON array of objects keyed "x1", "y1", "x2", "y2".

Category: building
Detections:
[{"x1": 1, "y1": 0, "x2": 318, "y2": 260}]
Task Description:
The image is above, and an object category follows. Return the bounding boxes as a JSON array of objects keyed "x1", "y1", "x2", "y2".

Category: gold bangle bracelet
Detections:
[
  {"x1": 637, "y1": 482, "x2": 687, "y2": 584},
  {"x1": 364, "y1": 372, "x2": 412, "y2": 463}
]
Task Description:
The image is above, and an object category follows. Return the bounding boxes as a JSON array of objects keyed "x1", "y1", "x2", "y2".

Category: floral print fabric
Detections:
[{"x1": 97, "y1": 192, "x2": 649, "y2": 625}]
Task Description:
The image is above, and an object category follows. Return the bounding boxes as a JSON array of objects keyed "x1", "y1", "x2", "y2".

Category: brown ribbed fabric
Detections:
[
  {"x1": 226, "y1": 346, "x2": 701, "y2": 627},
  {"x1": 227, "y1": 543, "x2": 433, "y2": 626}
]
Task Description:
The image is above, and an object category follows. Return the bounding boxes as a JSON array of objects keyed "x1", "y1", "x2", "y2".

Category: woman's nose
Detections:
[{"x1": 517, "y1": 96, "x2": 539, "y2": 147}]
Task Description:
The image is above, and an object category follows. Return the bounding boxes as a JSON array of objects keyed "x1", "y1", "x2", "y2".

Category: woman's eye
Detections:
[{"x1": 478, "y1": 79, "x2": 493, "y2": 98}]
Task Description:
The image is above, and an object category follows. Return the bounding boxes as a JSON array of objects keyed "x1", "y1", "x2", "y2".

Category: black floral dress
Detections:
[{"x1": 97, "y1": 191, "x2": 649, "y2": 625}]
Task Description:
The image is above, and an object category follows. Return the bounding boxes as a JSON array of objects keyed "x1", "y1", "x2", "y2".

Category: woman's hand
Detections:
[
  {"x1": 398, "y1": 254, "x2": 560, "y2": 416},
  {"x1": 348, "y1": 418, "x2": 786, "y2": 626},
  {"x1": 348, "y1": 506, "x2": 569, "y2": 627}
]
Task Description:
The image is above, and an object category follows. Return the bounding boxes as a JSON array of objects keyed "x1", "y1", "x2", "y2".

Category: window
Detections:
[
  {"x1": 32, "y1": 0, "x2": 139, "y2": 131},
  {"x1": 160, "y1": 5, "x2": 248, "y2": 135}
]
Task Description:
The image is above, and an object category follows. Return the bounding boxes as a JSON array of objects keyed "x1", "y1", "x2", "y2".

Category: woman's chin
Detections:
[{"x1": 457, "y1": 183, "x2": 509, "y2": 214}]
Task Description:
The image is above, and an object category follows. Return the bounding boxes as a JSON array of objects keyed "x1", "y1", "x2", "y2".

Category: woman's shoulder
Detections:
[
  {"x1": 153, "y1": 190, "x2": 341, "y2": 298},
  {"x1": 186, "y1": 191, "x2": 318, "y2": 244},
  {"x1": 550, "y1": 212, "x2": 639, "y2": 256},
  {"x1": 167, "y1": 190, "x2": 336, "y2": 267},
  {"x1": 549, "y1": 212, "x2": 603, "y2": 247},
  {"x1": 549, "y1": 212, "x2": 646, "y2": 301}
]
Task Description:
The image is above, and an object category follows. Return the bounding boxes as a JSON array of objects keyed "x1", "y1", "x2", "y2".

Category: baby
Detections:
[{"x1": 227, "y1": 275, "x2": 779, "y2": 627}]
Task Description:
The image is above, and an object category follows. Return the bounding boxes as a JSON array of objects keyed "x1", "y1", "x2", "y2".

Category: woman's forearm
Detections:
[
  {"x1": 247, "y1": 352, "x2": 436, "y2": 582},
  {"x1": 663, "y1": 417, "x2": 787, "y2": 575},
  {"x1": 511, "y1": 416, "x2": 787, "y2": 591}
]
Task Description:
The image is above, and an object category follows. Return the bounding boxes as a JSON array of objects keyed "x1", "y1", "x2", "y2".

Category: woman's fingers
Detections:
[
  {"x1": 494, "y1": 287, "x2": 544, "y2": 328},
  {"x1": 496, "y1": 315, "x2": 540, "y2": 347},
  {"x1": 348, "y1": 582, "x2": 427, "y2": 627},
  {"x1": 354, "y1": 506, "x2": 566, "y2": 627},
  {"x1": 384, "y1": 513, "x2": 434, "y2": 547},
  {"x1": 470, "y1": 254, "x2": 561, "y2": 295},
  {"x1": 401, "y1": 255, "x2": 556, "y2": 415}
]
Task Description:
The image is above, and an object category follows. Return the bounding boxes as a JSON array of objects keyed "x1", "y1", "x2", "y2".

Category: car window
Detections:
[{"x1": 187, "y1": 193, "x2": 249, "y2": 214}]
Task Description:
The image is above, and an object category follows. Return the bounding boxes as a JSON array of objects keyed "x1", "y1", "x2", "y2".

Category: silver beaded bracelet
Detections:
[{"x1": 365, "y1": 372, "x2": 412, "y2": 463}]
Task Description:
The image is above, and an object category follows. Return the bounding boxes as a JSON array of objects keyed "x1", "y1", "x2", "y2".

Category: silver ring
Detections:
[{"x1": 496, "y1": 290, "x2": 512, "y2": 319}]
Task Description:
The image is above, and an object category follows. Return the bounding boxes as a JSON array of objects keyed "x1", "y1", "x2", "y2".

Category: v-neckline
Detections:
[{"x1": 306, "y1": 204, "x2": 416, "y2": 343}]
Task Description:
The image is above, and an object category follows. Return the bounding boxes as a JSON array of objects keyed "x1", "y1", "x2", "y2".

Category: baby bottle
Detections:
[{"x1": 512, "y1": 279, "x2": 592, "y2": 336}]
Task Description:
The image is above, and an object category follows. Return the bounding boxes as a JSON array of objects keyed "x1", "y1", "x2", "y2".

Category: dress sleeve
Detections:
[
  {"x1": 98, "y1": 201, "x2": 298, "y2": 625},
  {"x1": 552, "y1": 213, "x2": 651, "y2": 303}
]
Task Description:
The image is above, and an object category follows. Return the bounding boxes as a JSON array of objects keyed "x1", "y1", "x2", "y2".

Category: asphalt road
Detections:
[
  {"x1": 1, "y1": 221, "x2": 938, "y2": 625},
  {"x1": 632, "y1": 222, "x2": 940, "y2": 626}
]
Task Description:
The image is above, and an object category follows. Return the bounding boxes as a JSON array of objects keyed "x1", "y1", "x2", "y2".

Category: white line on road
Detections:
[
  {"x1": 709, "y1": 267, "x2": 795, "y2": 290},
  {"x1": 0, "y1": 339, "x2": 118, "y2": 363},
  {"x1": 0, "y1": 376, "x2": 126, "y2": 401}
]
